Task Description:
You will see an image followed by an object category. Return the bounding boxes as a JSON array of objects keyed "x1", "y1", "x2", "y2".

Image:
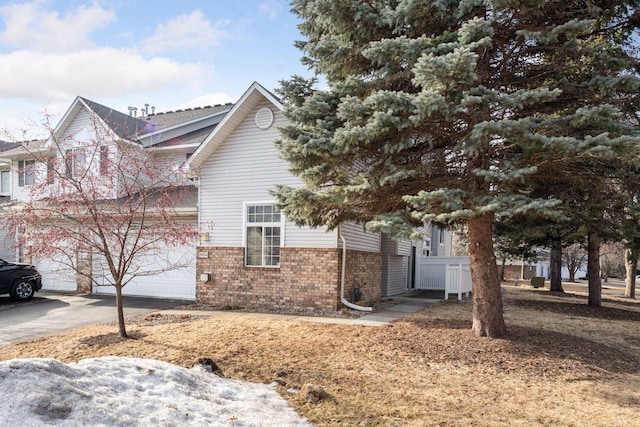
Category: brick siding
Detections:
[
  {"x1": 196, "y1": 247, "x2": 382, "y2": 312},
  {"x1": 502, "y1": 265, "x2": 537, "y2": 280}
]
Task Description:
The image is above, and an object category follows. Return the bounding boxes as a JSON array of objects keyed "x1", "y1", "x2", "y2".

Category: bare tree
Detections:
[
  {"x1": 6, "y1": 112, "x2": 199, "y2": 337},
  {"x1": 563, "y1": 244, "x2": 587, "y2": 282},
  {"x1": 599, "y1": 242, "x2": 626, "y2": 283}
]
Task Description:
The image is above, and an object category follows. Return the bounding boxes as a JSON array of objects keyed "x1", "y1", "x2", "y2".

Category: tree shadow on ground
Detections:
[
  {"x1": 401, "y1": 315, "x2": 639, "y2": 376},
  {"x1": 507, "y1": 295, "x2": 640, "y2": 321},
  {"x1": 80, "y1": 330, "x2": 147, "y2": 348}
]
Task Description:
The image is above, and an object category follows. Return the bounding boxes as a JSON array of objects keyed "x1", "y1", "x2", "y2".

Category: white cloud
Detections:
[
  {"x1": 0, "y1": 48, "x2": 202, "y2": 101},
  {"x1": 259, "y1": 1, "x2": 284, "y2": 20},
  {"x1": 141, "y1": 10, "x2": 227, "y2": 55},
  {"x1": 0, "y1": 1, "x2": 115, "y2": 52}
]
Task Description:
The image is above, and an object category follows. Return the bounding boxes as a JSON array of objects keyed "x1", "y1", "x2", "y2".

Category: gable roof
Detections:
[
  {"x1": 79, "y1": 97, "x2": 151, "y2": 140},
  {"x1": 186, "y1": 82, "x2": 282, "y2": 171},
  {"x1": 47, "y1": 97, "x2": 148, "y2": 148},
  {"x1": 50, "y1": 96, "x2": 233, "y2": 150},
  {"x1": 0, "y1": 141, "x2": 19, "y2": 152}
]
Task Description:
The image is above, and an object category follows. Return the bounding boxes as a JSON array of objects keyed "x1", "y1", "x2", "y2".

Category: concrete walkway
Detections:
[{"x1": 159, "y1": 297, "x2": 439, "y2": 327}]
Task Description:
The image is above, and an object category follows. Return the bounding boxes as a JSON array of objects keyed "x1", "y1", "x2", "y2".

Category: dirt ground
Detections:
[{"x1": 1, "y1": 283, "x2": 639, "y2": 426}]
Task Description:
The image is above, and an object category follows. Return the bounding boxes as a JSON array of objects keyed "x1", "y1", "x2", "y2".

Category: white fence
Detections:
[{"x1": 418, "y1": 256, "x2": 472, "y2": 300}]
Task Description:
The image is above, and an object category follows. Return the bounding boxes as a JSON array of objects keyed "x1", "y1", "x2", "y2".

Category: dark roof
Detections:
[
  {"x1": 150, "y1": 126, "x2": 216, "y2": 148},
  {"x1": 79, "y1": 98, "x2": 233, "y2": 144},
  {"x1": 144, "y1": 104, "x2": 232, "y2": 130},
  {"x1": 79, "y1": 97, "x2": 151, "y2": 140},
  {"x1": 0, "y1": 141, "x2": 19, "y2": 152}
]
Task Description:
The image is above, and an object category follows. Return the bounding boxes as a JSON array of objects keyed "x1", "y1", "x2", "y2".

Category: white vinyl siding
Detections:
[
  {"x1": 11, "y1": 160, "x2": 30, "y2": 201},
  {"x1": 339, "y1": 222, "x2": 380, "y2": 252},
  {"x1": 385, "y1": 255, "x2": 408, "y2": 296},
  {"x1": 198, "y1": 100, "x2": 336, "y2": 249},
  {"x1": 381, "y1": 234, "x2": 411, "y2": 256}
]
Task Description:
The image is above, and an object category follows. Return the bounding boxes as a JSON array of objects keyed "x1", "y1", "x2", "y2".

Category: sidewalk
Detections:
[{"x1": 159, "y1": 298, "x2": 438, "y2": 327}]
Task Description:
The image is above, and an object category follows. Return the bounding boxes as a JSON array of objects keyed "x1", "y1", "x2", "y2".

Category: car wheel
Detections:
[{"x1": 10, "y1": 280, "x2": 35, "y2": 301}]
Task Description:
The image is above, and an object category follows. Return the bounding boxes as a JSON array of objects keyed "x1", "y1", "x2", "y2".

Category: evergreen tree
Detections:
[{"x1": 276, "y1": 0, "x2": 640, "y2": 337}]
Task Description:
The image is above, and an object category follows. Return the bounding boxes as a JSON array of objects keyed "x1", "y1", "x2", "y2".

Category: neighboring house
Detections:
[
  {"x1": 1, "y1": 83, "x2": 457, "y2": 308},
  {"x1": 187, "y1": 82, "x2": 455, "y2": 311},
  {"x1": 0, "y1": 140, "x2": 19, "y2": 260},
  {"x1": 0, "y1": 98, "x2": 232, "y2": 300}
]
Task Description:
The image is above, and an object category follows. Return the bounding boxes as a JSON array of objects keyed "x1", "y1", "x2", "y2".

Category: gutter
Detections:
[{"x1": 338, "y1": 224, "x2": 373, "y2": 312}]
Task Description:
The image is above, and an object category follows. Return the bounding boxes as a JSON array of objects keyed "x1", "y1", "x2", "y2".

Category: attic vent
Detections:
[{"x1": 255, "y1": 107, "x2": 274, "y2": 129}]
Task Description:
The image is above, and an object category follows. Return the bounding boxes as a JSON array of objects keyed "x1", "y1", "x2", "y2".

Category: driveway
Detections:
[{"x1": 0, "y1": 291, "x2": 185, "y2": 347}]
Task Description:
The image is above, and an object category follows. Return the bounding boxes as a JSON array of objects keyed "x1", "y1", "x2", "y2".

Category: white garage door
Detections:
[
  {"x1": 93, "y1": 245, "x2": 196, "y2": 300},
  {"x1": 0, "y1": 227, "x2": 15, "y2": 261},
  {"x1": 34, "y1": 258, "x2": 78, "y2": 292}
]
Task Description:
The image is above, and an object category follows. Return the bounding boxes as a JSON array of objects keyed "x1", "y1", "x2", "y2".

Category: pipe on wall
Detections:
[{"x1": 339, "y1": 224, "x2": 373, "y2": 312}]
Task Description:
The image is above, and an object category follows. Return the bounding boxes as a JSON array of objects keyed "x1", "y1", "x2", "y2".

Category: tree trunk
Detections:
[
  {"x1": 467, "y1": 214, "x2": 506, "y2": 338},
  {"x1": 624, "y1": 247, "x2": 637, "y2": 299},
  {"x1": 549, "y1": 241, "x2": 564, "y2": 292},
  {"x1": 115, "y1": 284, "x2": 128, "y2": 338},
  {"x1": 587, "y1": 232, "x2": 602, "y2": 307},
  {"x1": 500, "y1": 258, "x2": 506, "y2": 281}
]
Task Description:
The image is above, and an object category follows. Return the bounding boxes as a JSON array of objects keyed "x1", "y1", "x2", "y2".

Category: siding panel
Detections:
[
  {"x1": 340, "y1": 222, "x2": 380, "y2": 253},
  {"x1": 386, "y1": 255, "x2": 408, "y2": 296},
  {"x1": 199, "y1": 100, "x2": 336, "y2": 249}
]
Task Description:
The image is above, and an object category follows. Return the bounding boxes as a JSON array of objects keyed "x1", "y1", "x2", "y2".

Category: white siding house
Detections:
[
  {"x1": 188, "y1": 82, "x2": 383, "y2": 311},
  {"x1": 1, "y1": 81, "x2": 462, "y2": 308},
  {"x1": 187, "y1": 82, "x2": 457, "y2": 310},
  {"x1": 0, "y1": 97, "x2": 222, "y2": 300}
]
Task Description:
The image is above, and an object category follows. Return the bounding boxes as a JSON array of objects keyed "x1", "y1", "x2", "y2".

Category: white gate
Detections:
[{"x1": 418, "y1": 256, "x2": 472, "y2": 300}]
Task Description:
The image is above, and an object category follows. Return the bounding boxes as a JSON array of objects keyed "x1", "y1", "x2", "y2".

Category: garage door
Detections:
[
  {"x1": 93, "y1": 245, "x2": 196, "y2": 300},
  {"x1": 0, "y1": 227, "x2": 15, "y2": 261},
  {"x1": 34, "y1": 258, "x2": 78, "y2": 292}
]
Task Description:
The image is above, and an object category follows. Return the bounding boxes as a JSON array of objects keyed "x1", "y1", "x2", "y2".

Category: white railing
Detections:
[{"x1": 417, "y1": 256, "x2": 472, "y2": 300}]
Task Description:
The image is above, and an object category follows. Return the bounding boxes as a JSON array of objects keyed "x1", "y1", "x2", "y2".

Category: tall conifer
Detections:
[{"x1": 276, "y1": 1, "x2": 640, "y2": 337}]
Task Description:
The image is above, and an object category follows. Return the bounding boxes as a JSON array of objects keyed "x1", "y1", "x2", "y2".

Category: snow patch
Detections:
[{"x1": 0, "y1": 357, "x2": 310, "y2": 426}]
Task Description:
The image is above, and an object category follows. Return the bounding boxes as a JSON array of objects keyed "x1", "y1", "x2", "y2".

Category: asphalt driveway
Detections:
[{"x1": 0, "y1": 291, "x2": 185, "y2": 347}]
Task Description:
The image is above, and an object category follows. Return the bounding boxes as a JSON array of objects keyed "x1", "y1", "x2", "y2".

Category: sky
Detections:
[
  {"x1": 1, "y1": 356, "x2": 311, "y2": 426},
  {"x1": 0, "y1": 0, "x2": 314, "y2": 139}
]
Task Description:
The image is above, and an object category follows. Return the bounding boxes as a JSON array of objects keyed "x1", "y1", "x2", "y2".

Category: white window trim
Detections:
[
  {"x1": 242, "y1": 201, "x2": 285, "y2": 268},
  {"x1": 0, "y1": 169, "x2": 10, "y2": 195},
  {"x1": 17, "y1": 159, "x2": 36, "y2": 187},
  {"x1": 423, "y1": 238, "x2": 431, "y2": 257}
]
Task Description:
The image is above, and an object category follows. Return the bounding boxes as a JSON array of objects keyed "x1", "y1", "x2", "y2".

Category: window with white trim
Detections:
[
  {"x1": 423, "y1": 238, "x2": 431, "y2": 257},
  {"x1": 18, "y1": 160, "x2": 35, "y2": 187},
  {"x1": 245, "y1": 204, "x2": 282, "y2": 267}
]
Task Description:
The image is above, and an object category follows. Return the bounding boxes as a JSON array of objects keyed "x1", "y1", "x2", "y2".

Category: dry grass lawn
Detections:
[{"x1": 1, "y1": 283, "x2": 639, "y2": 426}]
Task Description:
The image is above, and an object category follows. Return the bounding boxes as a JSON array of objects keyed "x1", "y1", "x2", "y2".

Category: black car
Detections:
[{"x1": 0, "y1": 258, "x2": 42, "y2": 301}]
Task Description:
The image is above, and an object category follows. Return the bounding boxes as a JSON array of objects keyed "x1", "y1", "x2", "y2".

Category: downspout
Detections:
[{"x1": 339, "y1": 224, "x2": 373, "y2": 312}]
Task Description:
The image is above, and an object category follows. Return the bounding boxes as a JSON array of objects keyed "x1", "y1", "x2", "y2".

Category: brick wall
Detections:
[
  {"x1": 196, "y1": 247, "x2": 382, "y2": 312},
  {"x1": 340, "y1": 249, "x2": 382, "y2": 306},
  {"x1": 502, "y1": 265, "x2": 537, "y2": 280}
]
